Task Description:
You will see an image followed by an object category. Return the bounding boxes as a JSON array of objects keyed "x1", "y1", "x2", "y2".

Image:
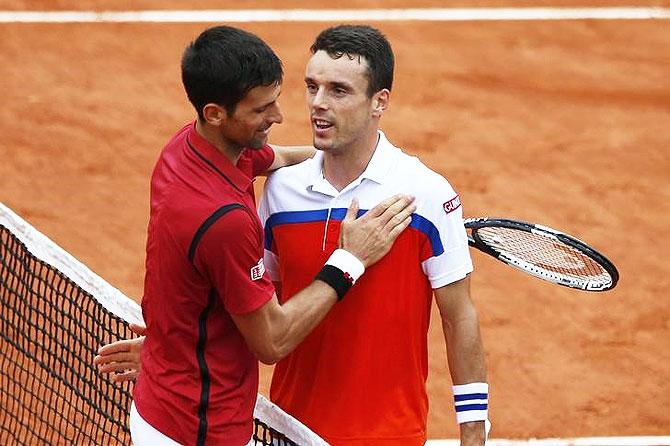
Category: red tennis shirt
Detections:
[
  {"x1": 259, "y1": 132, "x2": 473, "y2": 445},
  {"x1": 133, "y1": 122, "x2": 275, "y2": 445}
]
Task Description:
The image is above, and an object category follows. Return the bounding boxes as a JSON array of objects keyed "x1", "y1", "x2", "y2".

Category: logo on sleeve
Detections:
[
  {"x1": 443, "y1": 195, "x2": 461, "y2": 215},
  {"x1": 250, "y1": 258, "x2": 265, "y2": 281}
]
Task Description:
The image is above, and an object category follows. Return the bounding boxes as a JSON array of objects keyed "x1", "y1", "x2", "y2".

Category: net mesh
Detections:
[
  {"x1": 0, "y1": 203, "x2": 327, "y2": 446},
  {"x1": 474, "y1": 226, "x2": 611, "y2": 285}
]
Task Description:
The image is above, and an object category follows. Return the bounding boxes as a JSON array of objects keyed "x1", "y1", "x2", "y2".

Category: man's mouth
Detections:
[{"x1": 313, "y1": 119, "x2": 333, "y2": 130}]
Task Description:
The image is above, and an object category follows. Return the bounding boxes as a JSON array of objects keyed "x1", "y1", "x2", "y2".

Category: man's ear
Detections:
[
  {"x1": 371, "y1": 89, "x2": 390, "y2": 118},
  {"x1": 202, "y1": 103, "x2": 228, "y2": 126}
]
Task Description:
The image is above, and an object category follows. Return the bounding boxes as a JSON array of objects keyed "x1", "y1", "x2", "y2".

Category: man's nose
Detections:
[
  {"x1": 270, "y1": 103, "x2": 283, "y2": 124},
  {"x1": 311, "y1": 88, "x2": 328, "y2": 110}
]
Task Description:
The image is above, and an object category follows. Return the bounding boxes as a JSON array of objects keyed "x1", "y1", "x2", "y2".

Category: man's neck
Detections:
[
  {"x1": 195, "y1": 119, "x2": 243, "y2": 164},
  {"x1": 322, "y1": 131, "x2": 380, "y2": 191}
]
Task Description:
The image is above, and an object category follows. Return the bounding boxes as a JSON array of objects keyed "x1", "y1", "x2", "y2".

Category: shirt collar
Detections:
[
  {"x1": 308, "y1": 130, "x2": 397, "y2": 194},
  {"x1": 186, "y1": 121, "x2": 252, "y2": 192},
  {"x1": 362, "y1": 130, "x2": 396, "y2": 184}
]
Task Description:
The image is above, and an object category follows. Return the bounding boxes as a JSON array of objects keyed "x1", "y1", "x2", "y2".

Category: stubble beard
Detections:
[
  {"x1": 312, "y1": 133, "x2": 338, "y2": 154},
  {"x1": 247, "y1": 136, "x2": 266, "y2": 150}
]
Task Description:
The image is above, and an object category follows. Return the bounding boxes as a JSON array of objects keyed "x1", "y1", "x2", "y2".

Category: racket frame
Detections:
[{"x1": 463, "y1": 217, "x2": 619, "y2": 291}]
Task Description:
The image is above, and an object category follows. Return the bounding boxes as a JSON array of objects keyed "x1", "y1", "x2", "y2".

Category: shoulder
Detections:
[
  {"x1": 192, "y1": 204, "x2": 261, "y2": 257},
  {"x1": 394, "y1": 149, "x2": 459, "y2": 201},
  {"x1": 202, "y1": 204, "x2": 256, "y2": 235},
  {"x1": 380, "y1": 144, "x2": 463, "y2": 226},
  {"x1": 264, "y1": 155, "x2": 315, "y2": 190}
]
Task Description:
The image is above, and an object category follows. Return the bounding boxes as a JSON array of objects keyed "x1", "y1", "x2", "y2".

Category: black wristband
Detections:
[{"x1": 315, "y1": 265, "x2": 354, "y2": 301}]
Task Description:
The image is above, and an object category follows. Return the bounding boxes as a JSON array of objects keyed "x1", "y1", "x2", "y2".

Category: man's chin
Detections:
[
  {"x1": 248, "y1": 137, "x2": 266, "y2": 149},
  {"x1": 312, "y1": 137, "x2": 331, "y2": 152}
]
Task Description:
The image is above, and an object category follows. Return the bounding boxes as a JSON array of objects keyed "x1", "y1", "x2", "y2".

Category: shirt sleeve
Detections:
[
  {"x1": 250, "y1": 144, "x2": 275, "y2": 177},
  {"x1": 192, "y1": 206, "x2": 274, "y2": 314},
  {"x1": 420, "y1": 185, "x2": 474, "y2": 289}
]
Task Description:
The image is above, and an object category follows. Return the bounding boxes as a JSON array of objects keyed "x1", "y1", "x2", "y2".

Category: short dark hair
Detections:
[
  {"x1": 181, "y1": 26, "x2": 283, "y2": 119},
  {"x1": 310, "y1": 25, "x2": 394, "y2": 97}
]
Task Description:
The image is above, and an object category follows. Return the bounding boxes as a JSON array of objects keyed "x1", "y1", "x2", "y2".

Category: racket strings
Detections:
[{"x1": 474, "y1": 227, "x2": 611, "y2": 284}]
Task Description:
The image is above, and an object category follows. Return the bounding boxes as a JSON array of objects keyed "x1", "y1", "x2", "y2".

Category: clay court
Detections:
[{"x1": 1, "y1": 1, "x2": 669, "y2": 441}]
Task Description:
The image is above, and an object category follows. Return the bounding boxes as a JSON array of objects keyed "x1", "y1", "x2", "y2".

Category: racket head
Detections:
[{"x1": 464, "y1": 218, "x2": 619, "y2": 291}]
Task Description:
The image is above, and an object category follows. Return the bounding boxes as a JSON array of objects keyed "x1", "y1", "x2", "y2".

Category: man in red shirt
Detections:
[{"x1": 100, "y1": 25, "x2": 415, "y2": 446}]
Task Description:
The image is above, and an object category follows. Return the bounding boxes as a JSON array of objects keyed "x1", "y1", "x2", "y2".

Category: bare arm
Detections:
[
  {"x1": 233, "y1": 194, "x2": 416, "y2": 364},
  {"x1": 435, "y1": 275, "x2": 488, "y2": 446},
  {"x1": 266, "y1": 144, "x2": 316, "y2": 172},
  {"x1": 231, "y1": 282, "x2": 336, "y2": 364}
]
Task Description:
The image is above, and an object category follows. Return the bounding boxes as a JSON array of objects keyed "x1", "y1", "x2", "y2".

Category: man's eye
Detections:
[{"x1": 306, "y1": 84, "x2": 317, "y2": 93}]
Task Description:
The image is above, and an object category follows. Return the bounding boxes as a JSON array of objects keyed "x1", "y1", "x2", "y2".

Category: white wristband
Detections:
[
  {"x1": 453, "y1": 382, "x2": 488, "y2": 424},
  {"x1": 325, "y1": 249, "x2": 365, "y2": 284}
]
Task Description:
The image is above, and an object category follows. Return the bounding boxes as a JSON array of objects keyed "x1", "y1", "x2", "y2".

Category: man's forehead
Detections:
[{"x1": 307, "y1": 50, "x2": 368, "y2": 72}]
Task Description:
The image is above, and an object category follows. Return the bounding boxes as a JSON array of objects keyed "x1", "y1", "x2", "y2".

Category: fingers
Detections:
[
  {"x1": 95, "y1": 336, "x2": 144, "y2": 384},
  {"x1": 387, "y1": 215, "x2": 413, "y2": 240},
  {"x1": 97, "y1": 360, "x2": 138, "y2": 374},
  {"x1": 95, "y1": 347, "x2": 141, "y2": 383},
  {"x1": 111, "y1": 370, "x2": 139, "y2": 383},
  {"x1": 342, "y1": 194, "x2": 414, "y2": 237},
  {"x1": 364, "y1": 194, "x2": 403, "y2": 219},
  {"x1": 338, "y1": 194, "x2": 416, "y2": 267},
  {"x1": 382, "y1": 200, "x2": 416, "y2": 234},
  {"x1": 98, "y1": 334, "x2": 144, "y2": 355},
  {"x1": 343, "y1": 198, "x2": 360, "y2": 222},
  {"x1": 379, "y1": 195, "x2": 415, "y2": 222},
  {"x1": 97, "y1": 341, "x2": 130, "y2": 357},
  {"x1": 94, "y1": 350, "x2": 138, "y2": 367},
  {"x1": 99, "y1": 336, "x2": 144, "y2": 355},
  {"x1": 95, "y1": 350, "x2": 140, "y2": 383},
  {"x1": 356, "y1": 194, "x2": 414, "y2": 223},
  {"x1": 129, "y1": 323, "x2": 146, "y2": 336}
]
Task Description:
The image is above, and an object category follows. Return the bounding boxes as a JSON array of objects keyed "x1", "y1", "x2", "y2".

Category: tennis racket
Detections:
[{"x1": 464, "y1": 218, "x2": 619, "y2": 291}]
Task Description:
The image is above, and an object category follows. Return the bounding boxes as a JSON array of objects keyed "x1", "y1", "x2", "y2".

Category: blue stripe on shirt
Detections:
[{"x1": 264, "y1": 208, "x2": 444, "y2": 257}]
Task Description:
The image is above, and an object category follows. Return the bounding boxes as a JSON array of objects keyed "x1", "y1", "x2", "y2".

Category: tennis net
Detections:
[{"x1": 0, "y1": 202, "x2": 327, "y2": 446}]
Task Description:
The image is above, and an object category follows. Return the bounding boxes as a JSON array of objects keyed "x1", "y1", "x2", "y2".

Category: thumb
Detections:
[
  {"x1": 344, "y1": 198, "x2": 360, "y2": 222},
  {"x1": 130, "y1": 323, "x2": 146, "y2": 336}
]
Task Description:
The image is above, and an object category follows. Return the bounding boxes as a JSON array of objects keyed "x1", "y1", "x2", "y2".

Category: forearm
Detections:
[
  {"x1": 444, "y1": 315, "x2": 487, "y2": 444},
  {"x1": 267, "y1": 144, "x2": 316, "y2": 171},
  {"x1": 248, "y1": 249, "x2": 364, "y2": 363},
  {"x1": 265, "y1": 280, "x2": 338, "y2": 361},
  {"x1": 237, "y1": 279, "x2": 338, "y2": 364},
  {"x1": 436, "y1": 278, "x2": 488, "y2": 445},
  {"x1": 443, "y1": 313, "x2": 487, "y2": 445},
  {"x1": 442, "y1": 306, "x2": 487, "y2": 384}
]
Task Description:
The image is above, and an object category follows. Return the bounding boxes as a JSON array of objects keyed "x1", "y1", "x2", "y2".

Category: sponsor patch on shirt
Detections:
[
  {"x1": 443, "y1": 195, "x2": 462, "y2": 215},
  {"x1": 250, "y1": 258, "x2": 265, "y2": 281}
]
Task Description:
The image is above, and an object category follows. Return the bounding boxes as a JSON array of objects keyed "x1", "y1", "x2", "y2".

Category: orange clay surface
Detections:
[{"x1": 1, "y1": 1, "x2": 669, "y2": 440}]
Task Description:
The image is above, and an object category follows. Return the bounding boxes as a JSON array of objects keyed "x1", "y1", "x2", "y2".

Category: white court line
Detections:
[
  {"x1": 426, "y1": 437, "x2": 670, "y2": 446},
  {"x1": 0, "y1": 7, "x2": 669, "y2": 23}
]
